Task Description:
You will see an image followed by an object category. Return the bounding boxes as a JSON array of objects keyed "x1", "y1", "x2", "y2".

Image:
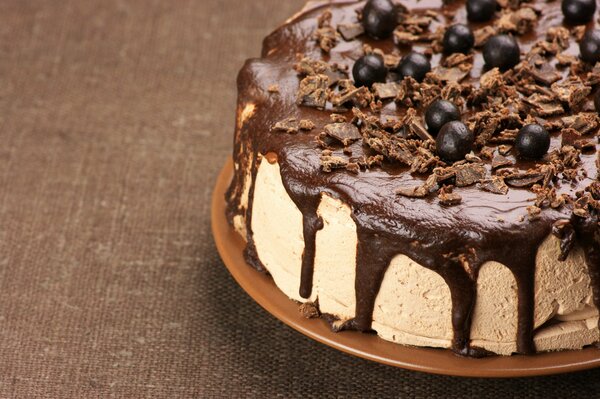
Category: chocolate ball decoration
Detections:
[
  {"x1": 580, "y1": 30, "x2": 600, "y2": 64},
  {"x1": 483, "y1": 34, "x2": 521, "y2": 70},
  {"x1": 396, "y1": 52, "x2": 431, "y2": 82},
  {"x1": 561, "y1": 0, "x2": 596, "y2": 25},
  {"x1": 362, "y1": 0, "x2": 398, "y2": 39},
  {"x1": 352, "y1": 54, "x2": 387, "y2": 87},
  {"x1": 515, "y1": 124, "x2": 551, "y2": 159},
  {"x1": 467, "y1": 0, "x2": 497, "y2": 22},
  {"x1": 443, "y1": 24, "x2": 475, "y2": 55},
  {"x1": 436, "y1": 121, "x2": 474, "y2": 163}
]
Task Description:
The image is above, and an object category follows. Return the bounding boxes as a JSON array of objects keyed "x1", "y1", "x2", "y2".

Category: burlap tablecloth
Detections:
[{"x1": 0, "y1": 0, "x2": 598, "y2": 397}]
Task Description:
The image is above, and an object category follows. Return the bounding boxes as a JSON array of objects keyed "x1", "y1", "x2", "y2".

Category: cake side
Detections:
[{"x1": 241, "y1": 153, "x2": 598, "y2": 355}]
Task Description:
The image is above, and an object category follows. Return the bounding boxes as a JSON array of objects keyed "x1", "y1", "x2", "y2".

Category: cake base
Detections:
[{"x1": 212, "y1": 158, "x2": 600, "y2": 377}]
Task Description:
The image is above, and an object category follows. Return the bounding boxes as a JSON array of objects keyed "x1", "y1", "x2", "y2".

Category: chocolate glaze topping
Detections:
[{"x1": 226, "y1": 0, "x2": 600, "y2": 355}]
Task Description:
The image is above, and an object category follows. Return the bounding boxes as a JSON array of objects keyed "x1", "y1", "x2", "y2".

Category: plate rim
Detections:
[{"x1": 212, "y1": 158, "x2": 600, "y2": 377}]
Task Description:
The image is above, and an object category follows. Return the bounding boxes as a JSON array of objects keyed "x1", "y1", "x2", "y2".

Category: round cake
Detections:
[{"x1": 226, "y1": 0, "x2": 600, "y2": 356}]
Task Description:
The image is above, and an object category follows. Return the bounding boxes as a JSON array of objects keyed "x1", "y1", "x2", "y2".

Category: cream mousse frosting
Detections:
[{"x1": 226, "y1": 0, "x2": 600, "y2": 356}]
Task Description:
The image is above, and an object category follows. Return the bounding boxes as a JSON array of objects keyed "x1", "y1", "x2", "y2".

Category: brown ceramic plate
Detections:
[{"x1": 212, "y1": 159, "x2": 600, "y2": 377}]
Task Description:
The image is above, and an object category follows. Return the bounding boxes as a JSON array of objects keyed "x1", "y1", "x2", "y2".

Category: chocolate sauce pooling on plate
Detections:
[{"x1": 226, "y1": 0, "x2": 600, "y2": 355}]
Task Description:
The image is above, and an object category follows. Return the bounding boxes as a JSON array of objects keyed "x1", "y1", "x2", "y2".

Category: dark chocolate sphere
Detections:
[
  {"x1": 580, "y1": 30, "x2": 600, "y2": 64},
  {"x1": 467, "y1": 0, "x2": 497, "y2": 22},
  {"x1": 515, "y1": 124, "x2": 551, "y2": 159},
  {"x1": 396, "y1": 52, "x2": 431, "y2": 82},
  {"x1": 362, "y1": 0, "x2": 398, "y2": 39},
  {"x1": 353, "y1": 54, "x2": 387, "y2": 87},
  {"x1": 483, "y1": 34, "x2": 521, "y2": 70},
  {"x1": 443, "y1": 24, "x2": 475, "y2": 55},
  {"x1": 561, "y1": 0, "x2": 596, "y2": 25},
  {"x1": 436, "y1": 121, "x2": 474, "y2": 162}
]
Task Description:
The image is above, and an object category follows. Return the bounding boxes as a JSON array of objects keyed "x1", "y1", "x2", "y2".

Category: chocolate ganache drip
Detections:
[{"x1": 226, "y1": 0, "x2": 600, "y2": 355}]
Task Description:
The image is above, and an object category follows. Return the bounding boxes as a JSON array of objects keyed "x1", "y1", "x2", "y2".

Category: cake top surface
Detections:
[{"x1": 240, "y1": 0, "x2": 598, "y2": 237}]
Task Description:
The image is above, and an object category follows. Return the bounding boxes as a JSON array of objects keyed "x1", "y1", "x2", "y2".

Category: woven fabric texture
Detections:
[{"x1": 0, "y1": 0, "x2": 598, "y2": 397}]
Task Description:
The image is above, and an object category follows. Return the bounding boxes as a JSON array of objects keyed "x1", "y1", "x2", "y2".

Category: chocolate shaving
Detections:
[
  {"x1": 431, "y1": 162, "x2": 453, "y2": 178},
  {"x1": 297, "y1": 74, "x2": 329, "y2": 109},
  {"x1": 573, "y1": 194, "x2": 592, "y2": 218},
  {"x1": 478, "y1": 176, "x2": 509, "y2": 194},
  {"x1": 396, "y1": 185, "x2": 429, "y2": 198},
  {"x1": 440, "y1": 81, "x2": 466, "y2": 105},
  {"x1": 383, "y1": 53, "x2": 402, "y2": 69},
  {"x1": 272, "y1": 118, "x2": 315, "y2": 134},
  {"x1": 585, "y1": 184, "x2": 600, "y2": 210},
  {"x1": 492, "y1": 154, "x2": 514, "y2": 169},
  {"x1": 331, "y1": 79, "x2": 372, "y2": 107},
  {"x1": 295, "y1": 57, "x2": 347, "y2": 86},
  {"x1": 561, "y1": 127, "x2": 582, "y2": 147},
  {"x1": 299, "y1": 301, "x2": 320, "y2": 318},
  {"x1": 454, "y1": 163, "x2": 487, "y2": 186},
  {"x1": 465, "y1": 153, "x2": 483, "y2": 163},
  {"x1": 434, "y1": 66, "x2": 470, "y2": 82},
  {"x1": 338, "y1": 23, "x2": 364, "y2": 41},
  {"x1": 480, "y1": 68, "x2": 504, "y2": 91},
  {"x1": 394, "y1": 30, "x2": 420, "y2": 44},
  {"x1": 480, "y1": 146, "x2": 496, "y2": 159},
  {"x1": 396, "y1": 173, "x2": 438, "y2": 198},
  {"x1": 345, "y1": 162, "x2": 360, "y2": 174},
  {"x1": 552, "y1": 220, "x2": 576, "y2": 261},
  {"x1": 526, "y1": 205, "x2": 542, "y2": 221},
  {"x1": 468, "y1": 108, "x2": 523, "y2": 147},
  {"x1": 315, "y1": 11, "x2": 338, "y2": 53},
  {"x1": 356, "y1": 154, "x2": 384, "y2": 169},
  {"x1": 393, "y1": 13, "x2": 434, "y2": 44},
  {"x1": 546, "y1": 27, "x2": 570, "y2": 50},
  {"x1": 551, "y1": 77, "x2": 591, "y2": 111},
  {"x1": 372, "y1": 82, "x2": 400, "y2": 100},
  {"x1": 555, "y1": 53, "x2": 577, "y2": 66},
  {"x1": 560, "y1": 145, "x2": 581, "y2": 169},
  {"x1": 320, "y1": 150, "x2": 348, "y2": 172},
  {"x1": 491, "y1": 129, "x2": 519, "y2": 144},
  {"x1": 295, "y1": 57, "x2": 330, "y2": 76},
  {"x1": 402, "y1": 108, "x2": 434, "y2": 142},
  {"x1": 573, "y1": 139, "x2": 596, "y2": 152},
  {"x1": 324, "y1": 123, "x2": 361, "y2": 145},
  {"x1": 504, "y1": 172, "x2": 544, "y2": 188},
  {"x1": 495, "y1": 7, "x2": 538, "y2": 35},
  {"x1": 572, "y1": 26, "x2": 586, "y2": 41},
  {"x1": 474, "y1": 26, "x2": 497, "y2": 47},
  {"x1": 442, "y1": 53, "x2": 474, "y2": 68},
  {"x1": 316, "y1": 132, "x2": 335, "y2": 149},
  {"x1": 330, "y1": 113, "x2": 347, "y2": 123},
  {"x1": 547, "y1": 112, "x2": 600, "y2": 135},
  {"x1": 438, "y1": 185, "x2": 462, "y2": 206},
  {"x1": 524, "y1": 63, "x2": 562, "y2": 86},
  {"x1": 523, "y1": 93, "x2": 564, "y2": 117},
  {"x1": 498, "y1": 145, "x2": 513, "y2": 156},
  {"x1": 396, "y1": 76, "x2": 442, "y2": 108},
  {"x1": 533, "y1": 186, "x2": 566, "y2": 209},
  {"x1": 410, "y1": 147, "x2": 439, "y2": 173},
  {"x1": 299, "y1": 120, "x2": 316, "y2": 131}
]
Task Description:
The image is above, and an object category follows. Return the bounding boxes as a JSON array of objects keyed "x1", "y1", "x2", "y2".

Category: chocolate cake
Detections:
[{"x1": 226, "y1": 0, "x2": 600, "y2": 356}]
